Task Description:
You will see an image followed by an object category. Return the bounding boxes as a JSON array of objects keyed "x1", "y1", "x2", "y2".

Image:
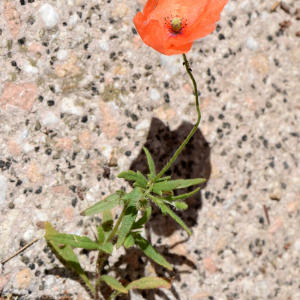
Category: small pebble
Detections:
[
  {"x1": 39, "y1": 4, "x2": 60, "y2": 28},
  {"x1": 246, "y1": 37, "x2": 258, "y2": 51},
  {"x1": 61, "y1": 97, "x2": 83, "y2": 116}
]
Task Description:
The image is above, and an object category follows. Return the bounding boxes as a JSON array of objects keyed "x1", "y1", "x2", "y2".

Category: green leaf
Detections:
[
  {"x1": 100, "y1": 275, "x2": 128, "y2": 294},
  {"x1": 97, "y1": 226, "x2": 105, "y2": 244},
  {"x1": 80, "y1": 193, "x2": 120, "y2": 216},
  {"x1": 135, "y1": 234, "x2": 172, "y2": 270},
  {"x1": 121, "y1": 187, "x2": 143, "y2": 202},
  {"x1": 116, "y1": 188, "x2": 143, "y2": 249},
  {"x1": 132, "y1": 206, "x2": 152, "y2": 230},
  {"x1": 174, "y1": 202, "x2": 188, "y2": 210},
  {"x1": 118, "y1": 171, "x2": 147, "y2": 188},
  {"x1": 103, "y1": 210, "x2": 113, "y2": 230},
  {"x1": 99, "y1": 242, "x2": 113, "y2": 254},
  {"x1": 102, "y1": 210, "x2": 114, "y2": 240},
  {"x1": 159, "y1": 202, "x2": 191, "y2": 235},
  {"x1": 45, "y1": 232, "x2": 100, "y2": 249},
  {"x1": 44, "y1": 222, "x2": 95, "y2": 293},
  {"x1": 152, "y1": 181, "x2": 181, "y2": 196},
  {"x1": 143, "y1": 147, "x2": 156, "y2": 180},
  {"x1": 155, "y1": 176, "x2": 171, "y2": 182},
  {"x1": 149, "y1": 195, "x2": 166, "y2": 213},
  {"x1": 126, "y1": 277, "x2": 172, "y2": 290},
  {"x1": 124, "y1": 234, "x2": 135, "y2": 249},
  {"x1": 170, "y1": 178, "x2": 206, "y2": 189},
  {"x1": 170, "y1": 188, "x2": 200, "y2": 201}
]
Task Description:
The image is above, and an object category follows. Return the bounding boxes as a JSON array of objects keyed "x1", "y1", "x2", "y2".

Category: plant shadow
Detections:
[{"x1": 130, "y1": 117, "x2": 211, "y2": 237}]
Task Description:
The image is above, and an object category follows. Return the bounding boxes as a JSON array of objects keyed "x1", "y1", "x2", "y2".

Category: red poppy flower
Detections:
[{"x1": 133, "y1": 0, "x2": 228, "y2": 56}]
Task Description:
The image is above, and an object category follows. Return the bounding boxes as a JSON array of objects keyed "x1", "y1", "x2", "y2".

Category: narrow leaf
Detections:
[
  {"x1": 171, "y1": 188, "x2": 200, "y2": 201},
  {"x1": 45, "y1": 233, "x2": 100, "y2": 249},
  {"x1": 44, "y1": 222, "x2": 95, "y2": 292},
  {"x1": 160, "y1": 203, "x2": 191, "y2": 235},
  {"x1": 174, "y1": 202, "x2": 188, "y2": 210},
  {"x1": 143, "y1": 147, "x2": 156, "y2": 179},
  {"x1": 99, "y1": 242, "x2": 113, "y2": 254},
  {"x1": 124, "y1": 234, "x2": 135, "y2": 249},
  {"x1": 116, "y1": 188, "x2": 142, "y2": 249},
  {"x1": 103, "y1": 210, "x2": 113, "y2": 230},
  {"x1": 80, "y1": 193, "x2": 120, "y2": 216},
  {"x1": 100, "y1": 275, "x2": 128, "y2": 294},
  {"x1": 155, "y1": 176, "x2": 171, "y2": 182},
  {"x1": 171, "y1": 178, "x2": 206, "y2": 189},
  {"x1": 97, "y1": 226, "x2": 105, "y2": 245},
  {"x1": 118, "y1": 171, "x2": 147, "y2": 188},
  {"x1": 121, "y1": 187, "x2": 143, "y2": 202},
  {"x1": 132, "y1": 206, "x2": 152, "y2": 230},
  {"x1": 102, "y1": 210, "x2": 114, "y2": 241},
  {"x1": 126, "y1": 277, "x2": 172, "y2": 290},
  {"x1": 149, "y1": 195, "x2": 166, "y2": 214},
  {"x1": 135, "y1": 234, "x2": 172, "y2": 270},
  {"x1": 152, "y1": 181, "x2": 181, "y2": 196}
]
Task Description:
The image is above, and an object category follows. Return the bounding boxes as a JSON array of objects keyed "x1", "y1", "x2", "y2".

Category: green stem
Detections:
[
  {"x1": 150, "y1": 53, "x2": 201, "y2": 183},
  {"x1": 106, "y1": 199, "x2": 130, "y2": 243},
  {"x1": 94, "y1": 200, "x2": 131, "y2": 299}
]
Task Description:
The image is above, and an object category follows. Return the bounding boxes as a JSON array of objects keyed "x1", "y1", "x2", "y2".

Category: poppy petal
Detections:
[
  {"x1": 149, "y1": 0, "x2": 209, "y2": 26},
  {"x1": 134, "y1": 0, "x2": 228, "y2": 55},
  {"x1": 133, "y1": 11, "x2": 193, "y2": 55},
  {"x1": 172, "y1": 0, "x2": 228, "y2": 45},
  {"x1": 143, "y1": 0, "x2": 159, "y2": 18}
]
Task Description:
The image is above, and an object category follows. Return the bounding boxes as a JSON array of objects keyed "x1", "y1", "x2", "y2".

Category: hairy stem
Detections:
[{"x1": 150, "y1": 54, "x2": 201, "y2": 183}]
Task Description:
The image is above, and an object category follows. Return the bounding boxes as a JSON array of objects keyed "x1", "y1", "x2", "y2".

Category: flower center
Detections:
[
  {"x1": 164, "y1": 15, "x2": 187, "y2": 36},
  {"x1": 171, "y1": 18, "x2": 182, "y2": 32}
]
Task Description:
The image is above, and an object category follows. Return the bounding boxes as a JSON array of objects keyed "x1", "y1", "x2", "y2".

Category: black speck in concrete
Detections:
[
  {"x1": 71, "y1": 198, "x2": 78, "y2": 208},
  {"x1": 218, "y1": 33, "x2": 225, "y2": 40},
  {"x1": 45, "y1": 149, "x2": 52, "y2": 155},
  {"x1": 35, "y1": 187, "x2": 42, "y2": 194},
  {"x1": 47, "y1": 100, "x2": 55, "y2": 106}
]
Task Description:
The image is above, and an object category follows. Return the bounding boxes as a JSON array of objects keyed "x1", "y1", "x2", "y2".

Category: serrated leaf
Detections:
[
  {"x1": 116, "y1": 188, "x2": 143, "y2": 249},
  {"x1": 171, "y1": 178, "x2": 206, "y2": 189},
  {"x1": 170, "y1": 188, "x2": 200, "y2": 201},
  {"x1": 126, "y1": 277, "x2": 172, "y2": 290},
  {"x1": 45, "y1": 232, "x2": 100, "y2": 249},
  {"x1": 135, "y1": 234, "x2": 172, "y2": 270},
  {"x1": 100, "y1": 275, "x2": 128, "y2": 294},
  {"x1": 152, "y1": 181, "x2": 181, "y2": 196},
  {"x1": 155, "y1": 176, "x2": 171, "y2": 182},
  {"x1": 118, "y1": 171, "x2": 147, "y2": 188},
  {"x1": 124, "y1": 234, "x2": 135, "y2": 249},
  {"x1": 159, "y1": 203, "x2": 191, "y2": 235},
  {"x1": 44, "y1": 222, "x2": 94, "y2": 293},
  {"x1": 80, "y1": 193, "x2": 120, "y2": 216},
  {"x1": 174, "y1": 202, "x2": 188, "y2": 210},
  {"x1": 97, "y1": 226, "x2": 105, "y2": 244},
  {"x1": 132, "y1": 206, "x2": 152, "y2": 230},
  {"x1": 143, "y1": 147, "x2": 156, "y2": 180},
  {"x1": 99, "y1": 242, "x2": 113, "y2": 254}
]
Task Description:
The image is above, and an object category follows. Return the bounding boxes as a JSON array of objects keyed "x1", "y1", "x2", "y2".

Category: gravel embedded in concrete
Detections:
[{"x1": 1, "y1": 0, "x2": 300, "y2": 299}]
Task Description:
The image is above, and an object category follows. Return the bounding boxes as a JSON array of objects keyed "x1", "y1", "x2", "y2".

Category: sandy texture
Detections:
[{"x1": 0, "y1": 0, "x2": 300, "y2": 299}]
